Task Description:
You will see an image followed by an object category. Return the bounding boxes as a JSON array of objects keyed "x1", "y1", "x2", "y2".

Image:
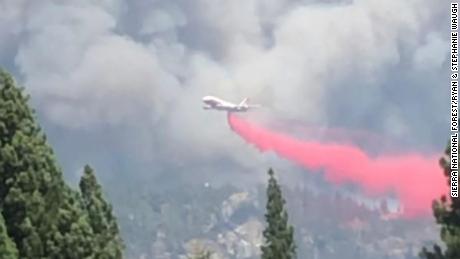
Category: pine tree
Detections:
[
  {"x1": 0, "y1": 212, "x2": 18, "y2": 259},
  {"x1": 79, "y1": 165, "x2": 123, "y2": 259},
  {"x1": 0, "y1": 69, "x2": 95, "y2": 258},
  {"x1": 420, "y1": 143, "x2": 460, "y2": 259},
  {"x1": 261, "y1": 168, "x2": 297, "y2": 259}
]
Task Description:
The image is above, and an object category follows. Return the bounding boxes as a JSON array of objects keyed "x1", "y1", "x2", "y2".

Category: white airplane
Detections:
[{"x1": 202, "y1": 95, "x2": 261, "y2": 112}]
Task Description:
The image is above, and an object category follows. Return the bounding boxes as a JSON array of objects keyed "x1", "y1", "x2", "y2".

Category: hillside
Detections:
[{"x1": 107, "y1": 178, "x2": 441, "y2": 259}]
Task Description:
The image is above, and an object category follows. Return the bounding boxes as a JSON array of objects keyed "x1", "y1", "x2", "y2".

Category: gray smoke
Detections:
[{"x1": 0, "y1": 0, "x2": 449, "y2": 185}]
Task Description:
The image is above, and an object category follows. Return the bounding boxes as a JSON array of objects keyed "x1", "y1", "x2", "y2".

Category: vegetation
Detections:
[
  {"x1": 421, "y1": 143, "x2": 460, "y2": 259},
  {"x1": 261, "y1": 168, "x2": 297, "y2": 259},
  {"x1": 0, "y1": 68, "x2": 451, "y2": 259},
  {"x1": 191, "y1": 250, "x2": 212, "y2": 259},
  {"x1": 0, "y1": 68, "x2": 123, "y2": 258},
  {"x1": 187, "y1": 242, "x2": 213, "y2": 259},
  {"x1": 80, "y1": 165, "x2": 124, "y2": 259},
  {"x1": 0, "y1": 212, "x2": 18, "y2": 259}
]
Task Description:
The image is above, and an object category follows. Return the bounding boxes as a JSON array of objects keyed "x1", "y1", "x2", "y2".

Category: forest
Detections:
[{"x1": 0, "y1": 68, "x2": 457, "y2": 259}]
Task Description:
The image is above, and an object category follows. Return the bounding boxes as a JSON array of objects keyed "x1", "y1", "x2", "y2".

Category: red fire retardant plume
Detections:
[{"x1": 228, "y1": 114, "x2": 448, "y2": 217}]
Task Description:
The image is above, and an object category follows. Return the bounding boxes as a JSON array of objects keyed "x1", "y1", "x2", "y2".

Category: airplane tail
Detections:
[
  {"x1": 239, "y1": 97, "x2": 261, "y2": 109},
  {"x1": 239, "y1": 98, "x2": 249, "y2": 107}
]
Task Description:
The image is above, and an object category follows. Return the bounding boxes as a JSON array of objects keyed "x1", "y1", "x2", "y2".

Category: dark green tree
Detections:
[
  {"x1": 261, "y1": 168, "x2": 297, "y2": 259},
  {"x1": 80, "y1": 165, "x2": 123, "y2": 259},
  {"x1": 0, "y1": 69, "x2": 95, "y2": 258},
  {"x1": 420, "y1": 143, "x2": 460, "y2": 259},
  {"x1": 0, "y1": 212, "x2": 18, "y2": 259}
]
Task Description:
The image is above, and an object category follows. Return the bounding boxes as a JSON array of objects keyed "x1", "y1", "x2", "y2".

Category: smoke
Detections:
[
  {"x1": 0, "y1": 0, "x2": 450, "y2": 184},
  {"x1": 228, "y1": 113, "x2": 447, "y2": 217}
]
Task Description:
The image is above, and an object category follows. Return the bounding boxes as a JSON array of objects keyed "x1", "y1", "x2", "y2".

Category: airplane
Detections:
[{"x1": 202, "y1": 95, "x2": 261, "y2": 112}]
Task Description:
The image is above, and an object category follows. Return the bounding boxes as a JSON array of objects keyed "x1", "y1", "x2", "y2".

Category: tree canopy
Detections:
[
  {"x1": 0, "y1": 212, "x2": 18, "y2": 259},
  {"x1": 261, "y1": 168, "x2": 297, "y2": 259},
  {"x1": 0, "y1": 68, "x2": 123, "y2": 258},
  {"x1": 80, "y1": 165, "x2": 124, "y2": 259},
  {"x1": 420, "y1": 143, "x2": 460, "y2": 259}
]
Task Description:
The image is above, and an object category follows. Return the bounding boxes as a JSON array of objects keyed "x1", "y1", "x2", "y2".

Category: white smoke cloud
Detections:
[
  {"x1": 413, "y1": 32, "x2": 448, "y2": 71},
  {"x1": 0, "y1": 0, "x2": 449, "y2": 182}
]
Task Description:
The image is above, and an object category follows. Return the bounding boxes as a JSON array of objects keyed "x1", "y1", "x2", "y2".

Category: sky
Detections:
[{"x1": 0, "y1": 0, "x2": 450, "y2": 191}]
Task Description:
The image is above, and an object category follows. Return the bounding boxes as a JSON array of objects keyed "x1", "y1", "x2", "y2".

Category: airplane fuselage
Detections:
[{"x1": 202, "y1": 96, "x2": 253, "y2": 112}]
